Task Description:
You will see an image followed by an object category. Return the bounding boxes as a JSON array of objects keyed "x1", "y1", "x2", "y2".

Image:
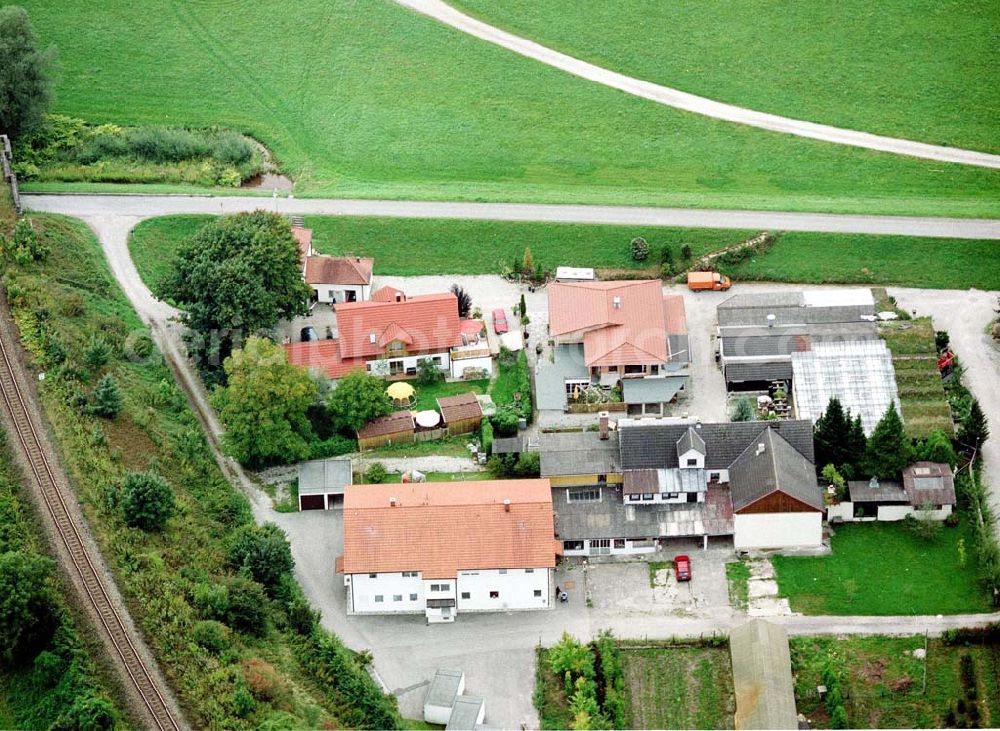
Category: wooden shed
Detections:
[
  {"x1": 436, "y1": 393, "x2": 483, "y2": 437},
  {"x1": 357, "y1": 411, "x2": 415, "y2": 451}
]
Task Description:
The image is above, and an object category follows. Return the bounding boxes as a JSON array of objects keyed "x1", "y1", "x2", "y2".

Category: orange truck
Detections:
[{"x1": 687, "y1": 271, "x2": 732, "y2": 291}]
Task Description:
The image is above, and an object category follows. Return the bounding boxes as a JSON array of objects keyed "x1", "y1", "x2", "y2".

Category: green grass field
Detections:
[
  {"x1": 409, "y1": 379, "x2": 489, "y2": 412},
  {"x1": 17, "y1": 0, "x2": 1000, "y2": 216},
  {"x1": 130, "y1": 215, "x2": 1000, "y2": 291},
  {"x1": 791, "y1": 635, "x2": 1000, "y2": 728},
  {"x1": 774, "y1": 521, "x2": 990, "y2": 615},
  {"x1": 452, "y1": 0, "x2": 1000, "y2": 154}
]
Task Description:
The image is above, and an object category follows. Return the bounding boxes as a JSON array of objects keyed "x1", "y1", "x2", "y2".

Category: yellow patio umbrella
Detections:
[{"x1": 386, "y1": 381, "x2": 415, "y2": 406}]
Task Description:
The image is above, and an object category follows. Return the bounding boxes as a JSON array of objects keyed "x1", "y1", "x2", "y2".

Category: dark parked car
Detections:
[
  {"x1": 492, "y1": 308, "x2": 509, "y2": 335},
  {"x1": 300, "y1": 326, "x2": 319, "y2": 342},
  {"x1": 674, "y1": 554, "x2": 691, "y2": 582}
]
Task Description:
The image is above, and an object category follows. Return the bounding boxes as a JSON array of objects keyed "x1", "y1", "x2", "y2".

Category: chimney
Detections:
[
  {"x1": 503, "y1": 499, "x2": 511, "y2": 512},
  {"x1": 599, "y1": 412, "x2": 610, "y2": 440},
  {"x1": 612, "y1": 296, "x2": 622, "y2": 309},
  {"x1": 389, "y1": 496, "x2": 397, "y2": 507},
  {"x1": 755, "y1": 442, "x2": 765, "y2": 456},
  {"x1": 766, "y1": 313, "x2": 776, "y2": 328}
]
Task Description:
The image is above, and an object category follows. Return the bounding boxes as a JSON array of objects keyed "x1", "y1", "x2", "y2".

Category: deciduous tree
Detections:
[
  {"x1": 326, "y1": 369, "x2": 392, "y2": 434},
  {"x1": 162, "y1": 211, "x2": 310, "y2": 377},
  {"x1": 0, "y1": 7, "x2": 57, "y2": 138},
  {"x1": 227, "y1": 523, "x2": 294, "y2": 592},
  {"x1": 216, "y1": 336, "x2": 318, "y2": 467},
  {"x1": 0, "y1": 550, "x2": 55, "y2": 665}
]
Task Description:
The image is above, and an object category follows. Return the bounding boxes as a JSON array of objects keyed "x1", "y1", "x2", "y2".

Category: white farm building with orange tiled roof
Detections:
[{"x1": 337, "y1": 479, "x2": 558, "y2": 623}]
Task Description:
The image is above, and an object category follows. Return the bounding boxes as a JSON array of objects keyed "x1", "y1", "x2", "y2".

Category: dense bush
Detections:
[
  {"x1": 491, "y1": 407, "x2": 520, "y2": 437},
  {"x1": 480, "y1": 419, "x2": 494, "y2": 454},
  {"x1": 0, "y1": 550, "x2": 56, "y2": 665},
  {"x1": 629, "y1": 237, "x2": 649, "y2": 262},
  {"x1": 227, "y1": 523, "x2": 295, "y2": 592},
  {"x1": 364, "y1": 462, "x2": 388, "y2": 484},
  {"x1": 226, "y1": 577, "x2": 269, "y2": 636},
  {"x1": 121, "y1": 470, "x2": 175, "y2": 531},
  {"x1": 488, "y1": 452, "x2": 540, "y2": 478},
  {"x1": 308, "y1": 434, "x2": 356, "y2": 460},
  {"x1": 416, "y1": 356, "x2": 444, "y2": 385}
]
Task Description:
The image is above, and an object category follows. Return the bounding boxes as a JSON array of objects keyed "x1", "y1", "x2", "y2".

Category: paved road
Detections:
[
  {"x1": 22, "y1": 194, "x2": 1000, "y2": 239},
  {"x1": 396, "y1": 0, "x2": 1000, "y2": 169}
]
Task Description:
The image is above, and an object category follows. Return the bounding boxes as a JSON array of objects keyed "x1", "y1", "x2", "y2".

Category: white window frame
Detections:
[{"x1": 567, "y1": 487, "x2": 601, "y2": 503}]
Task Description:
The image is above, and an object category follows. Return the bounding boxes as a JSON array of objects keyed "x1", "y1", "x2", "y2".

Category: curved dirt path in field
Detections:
[{"x1": 395, "y1": 0, "x2": 1000, "y2": 169}]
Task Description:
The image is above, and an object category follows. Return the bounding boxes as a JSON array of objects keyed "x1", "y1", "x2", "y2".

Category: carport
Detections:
[{"x1": 298, "y1": 457, "x2": 352, "y2": 510}]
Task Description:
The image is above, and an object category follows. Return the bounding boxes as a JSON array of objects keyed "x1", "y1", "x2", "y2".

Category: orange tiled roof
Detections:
[
  {"x1": 342, "y1": 480, "x2": 556, "y2": 578},
  {"x1": 284, "y1": 340, "x2": 367, "y2": 379},
  {"x1": 437, "y1": 392, "x2": 483, "y2": 423},
  {"x1": 663, "y1": 294, "x2": 688, "y2": 336},
  {"x1": 548, "y1": 280, "x2": 669, "y2": 367},
  {"x1": 337, "y1": 292, "x2": 463, "y2": 359},
  {"x1": 293, "y1": 227, "x2": 313, "y2": 259},
  {"x1": 372, "y1": 286, "x2": 406, "y2": 303},
  {"x1": 304, "y1": 255, "x2": 373, "y2": 286}
]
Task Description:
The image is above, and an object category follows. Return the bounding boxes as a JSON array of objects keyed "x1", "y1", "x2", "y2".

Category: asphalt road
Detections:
[
  {"x1": 22, "y1": 194, "x2": 1000, "y2": 239},
  {"x1": 396, "y1": 0, "x2": 1000, "y2": 169}
]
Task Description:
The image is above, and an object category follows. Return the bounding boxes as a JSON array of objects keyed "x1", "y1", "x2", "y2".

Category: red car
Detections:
[
  {"x1": 674, "y1": 555, "x2": 691, "y2": 582},
  {"x1": 492, "y1": 308, "x2": 509, "y2": 334}
]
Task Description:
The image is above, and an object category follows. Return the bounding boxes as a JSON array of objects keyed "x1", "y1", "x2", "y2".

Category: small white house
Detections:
[
  {"x1": 827, "y1": 462, "x2": 956, "y2": 523},
  {"x1": 339, "y1": 479, "x2": 558, "y2": 623},
  {"x1": 304, "y1": 254, "x2": 373, "y2": 304}
]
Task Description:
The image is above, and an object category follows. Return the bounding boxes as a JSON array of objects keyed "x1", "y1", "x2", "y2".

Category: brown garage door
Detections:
[{"x1": 300, "y1": 494, "x2": 325, "y2": 511}]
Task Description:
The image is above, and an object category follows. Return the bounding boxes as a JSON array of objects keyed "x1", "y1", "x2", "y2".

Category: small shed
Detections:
[
  {"x1": 555, "y1": 266, "x2": 596, "y2": 282},
  {"x1": 357, "y1": 411, "x2": 415, "y2": 451},
  {"x1": 437, "y1": 392, "x2": 484, "y2": 436},
  {"x1": 446, "y1": 695, "x2": 485, "y2": 730},
  {"x1": 729, "y1": 619, "x2": 797, "y2": 730},
  {"x1": 424, "y1": 669, "x2": 465, "y2": 725},
  {"x1": 297, "y1": 458, "x2": 352, "y2": 510}
]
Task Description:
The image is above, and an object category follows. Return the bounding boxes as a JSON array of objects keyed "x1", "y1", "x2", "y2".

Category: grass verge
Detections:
[
  {"x1": 725, "y1": 561, "x2": 750, "y2": 612},
  {"x1": 1, "y1": 212, "x2": 400, "y2": 727},
  {"x1": 131, "y1": 215, "x2": 1000, "y2": 292},
  {"x1": 773, "y1": 520, "x2": 989, "y2": 615}
]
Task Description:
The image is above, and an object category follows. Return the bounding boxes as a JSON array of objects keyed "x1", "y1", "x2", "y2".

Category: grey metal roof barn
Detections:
[
  {"x1": 791, "y1": 340, "x2": 901, "y2": 435},
  {"x1": 728, "y1": 428, "x2": 824, "y2": 512},
  {"x1": 729, "y1": 619, "x2": 798, "y2": 730}
]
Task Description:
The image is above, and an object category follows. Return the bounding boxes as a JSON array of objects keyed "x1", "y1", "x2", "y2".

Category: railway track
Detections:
[{"x1": 0, "y1": 331, "x2": 182, "y2": 731}]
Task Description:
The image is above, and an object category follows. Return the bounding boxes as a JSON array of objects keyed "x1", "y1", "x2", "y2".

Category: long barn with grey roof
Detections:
[{"x1": 544, "y1": 417, "x2": 824, "y2": 555}]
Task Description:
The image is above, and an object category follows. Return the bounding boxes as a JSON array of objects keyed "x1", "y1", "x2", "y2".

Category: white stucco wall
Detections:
[
  {"x1": 456, "y1": 568, "x2": 550, "y2": 611},
  {"x1": 826, "y1": 503, "x2": 953, "y2": 523},
  {"x1": 313, "y1": 283, "x2": 371, "y2": 304},
  {"x1": 348, "y1": 571, "x2": 425, "y2": 613},
  {"x1": 368, "y1": 352, "x2": 451, "y2": 377},
  {"x1": 450, "y1": 354, "x2": 494, "y2": 379},
  {"x1": 826, "y1": 502, "x2": 853, "y2": 522},
  {"x1": 678, "y1": 447, "x2": 705, "y2": 469},
  {"x1": 734, "y1": 512, "x2": 822, "y2": 550},
  {"x1": 561, "y1": 538, "x2": 657, "y2": 557}
]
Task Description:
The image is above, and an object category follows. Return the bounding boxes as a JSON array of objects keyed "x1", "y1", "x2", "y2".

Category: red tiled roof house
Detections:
[
  {"x1": 285, "y1": 288, "x2": 492, "y2": 381},
  {"x1": 338, "y1": 479, "x2": 559, "y2": 622},
  {"x1": 293, "y1": 224, "x2": 373, "y2": 304}
]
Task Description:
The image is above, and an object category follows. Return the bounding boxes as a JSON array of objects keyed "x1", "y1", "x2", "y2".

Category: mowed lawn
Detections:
[
  {"x1": 129, "y1": 215, "x2": 1000, "y2": 291},
  {"x1": 620, "y1": 645, "x2": 735, "y2": 730},
  {"x1": 17, "y1": 0, "x2": 1000, "y2": 216},
  {"x1": 773, "y1": 522, "x2": 991, "y2": 615},
  {"x1": 452, "y1": 0, "x2": 1000, "y2": 153}
]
